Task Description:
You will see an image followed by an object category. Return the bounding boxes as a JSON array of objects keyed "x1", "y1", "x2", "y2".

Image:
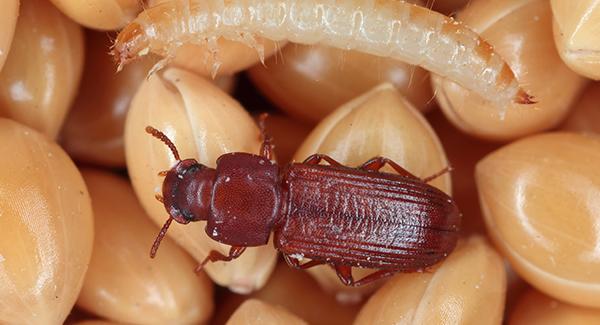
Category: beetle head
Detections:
[
  {"x1": 145, "y1": 126, "x2": 215, "y2": 258},
  {"x1": 161, "y1": 158, "x2": 215, "y2": 224}
]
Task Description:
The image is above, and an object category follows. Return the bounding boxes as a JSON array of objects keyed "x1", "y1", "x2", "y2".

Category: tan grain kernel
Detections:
[
  {"x1": 510, "y1": 289, "x2": 600, "y2": 324},
  {"x1": 77, "y1": 169, "x2": 214, "y2": 324},
  {"x1": 49, "y1": 0, "x2": 142, "y2": 30},
  {"x1": 432, "y1": 0, "x2": 587, "y2": 141},
  {"x1": 125, "y1": 67, "x2": 277, "y2": 293},
  {"x1": 213, "y1": 263, "x2": 359, "y2": 325},
  {"x1": 551, "y1": 0, "x2": 600, "y2": 80},
  {"x1": 0, "y1": 0, "x2": 18, "y2": 73},
  {"x1": 561, "y1": 83, "x2": 600, "y2": 134},
  {"x1": 249, "y1": 43, "x2": 433, "y2": 123},
  {"x1": 0, "y1": 118, "x2": 93, "y2": 324},
  {"x1": 226, "y1": 299, "x2": 308, "y2": 325},
  {"x1": 477, "y1": 132, "x2": 600, "y2": 307},
  {"x1": 0, "y1": 0, "x2": 84, "y2": 139},
  {"x1": 293, "y1": 83, "x2": 450, "y2": 300},
  {"x1": 354, "y1": 236, "x2": 506, "y2": 325}
]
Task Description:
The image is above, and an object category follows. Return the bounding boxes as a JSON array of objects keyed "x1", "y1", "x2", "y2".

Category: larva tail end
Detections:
[
  {"x1": 515, "y1": 89, "x2": 537, "y2": 105},
  {"x1": 111, "y1": 22, "x2": 148, "y2": 71}
]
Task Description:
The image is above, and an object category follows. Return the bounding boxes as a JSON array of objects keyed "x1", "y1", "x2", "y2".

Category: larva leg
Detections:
[{"x1": 206, "y1": 36, "x2": 222, "y2": 78}]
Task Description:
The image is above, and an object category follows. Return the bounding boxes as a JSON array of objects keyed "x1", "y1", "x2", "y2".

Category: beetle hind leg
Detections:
[
  {"x1": 195, "y1": 246, "x2": 246, "y2": 273},
  {"x1": 302, "y1": 154, "x2": 343, "y2": 166},
  {"x1": 422, "y1": 166, "x2": 453, "y2": 183},
  {"x1": 359, "y1": 157, "x2": 418, "y2": 179},
  {"x1": 360, "y1": 157, "x2": 452, "y2": 183},
  {"x1": 333, "y1": 265, "x2": 400, "y2": 287}
]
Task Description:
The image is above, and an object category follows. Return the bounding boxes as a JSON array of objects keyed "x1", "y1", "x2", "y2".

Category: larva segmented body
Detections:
[{"x1": 114, "y1": 0, "x2": 534, "y2": 106}]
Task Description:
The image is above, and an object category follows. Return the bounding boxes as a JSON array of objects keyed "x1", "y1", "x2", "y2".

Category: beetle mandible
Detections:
[{"x1": 146, "y1": 115, "x2": 461, "y2": 286}]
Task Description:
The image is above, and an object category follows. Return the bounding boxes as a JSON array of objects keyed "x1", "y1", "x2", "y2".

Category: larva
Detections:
[{"x1": 113, "y1": 0, "x2": 535, "y2": 107}]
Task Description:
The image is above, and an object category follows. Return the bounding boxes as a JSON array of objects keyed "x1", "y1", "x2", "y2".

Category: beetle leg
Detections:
[
  {"x1": 359, "y1": 157, "x2": 419, "y2": 179},
  {"x1": 334, "y1": 265, "x2": 400, "y2": 287},
  {"x1": 333, "y1": 265, "x2": 355, "y2": 286},
  {"x1": 349, "y1": 269, "x2": 401, "y2": 287},
  {"x1": 195, "y1": 246, "x2": 246, "y2": 272},
  {"x1": 422, "y1": 166, "x2": 453, "y2": 183},
  {"x1": 258, "y1": 113, "x2": 274, "y2": 160},
  {"x1": 283, "y1": 254, "x2": 325, "y2": 269},
  {"x1": 303, "y1": 154, "x2": 343, "y2": 166}
]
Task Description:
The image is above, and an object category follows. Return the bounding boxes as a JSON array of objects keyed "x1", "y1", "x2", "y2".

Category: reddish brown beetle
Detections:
[{"x1": 146, "y1": 116, "x2": 461, "y2": 286}]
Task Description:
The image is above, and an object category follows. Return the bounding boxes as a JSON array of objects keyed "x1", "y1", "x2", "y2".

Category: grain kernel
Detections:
[
  {"x1": 0, "y1": 0, "x2": 84, "y2": 139},
  {"x1": 477, "y1": 132, "x2": 600, "y2": 307},
  {"x1": 77, "y1": 169, "x2": 214, "y2": 324},
  {"x1": 561, "y1": 83, "x2": 600, "y2": 134},
  {"x1": 0, "y1": 118, "x2": 93, "y2": 324},
  {"x1": 294, "y1": 83, "x2": 450, "y2": 299},
  {"x1": 0, "y1": 0, "x2": 18, "y2": 73},
  {"x1": 551, "y1": 0, "x2": 600, "y2": 80},
  {"x1": 125, "y1": 67, "x2": 277, "y2": 293},
  {"x1": 249, "y1": 44, "x2": 433, "y2": 123},
  {"x1": 510, "y1": 289, "x2": 600, "y2": 324},
  {"x1": 49, "y1": 0, "x2": 142, "y2": 30},
  {"x1": 432, "y1": 0, "x2": 587, "y2": 141},
  {"x1": 354, "y1": 236, "x2": 506, "y2": 325},
  {"x1": 226, "y1": 299, "x2": 307, "y2": 325}
]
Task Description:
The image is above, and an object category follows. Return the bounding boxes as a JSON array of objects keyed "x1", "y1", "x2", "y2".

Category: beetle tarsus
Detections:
[
  {"x1": 302, "y1": 154, "x2": 343, "y2": 167},
  {"x1": 195, "y1": 246, "x2": 247, "y2": 272},
  {"x1": 283, "y1": 254, "x2": 325, "y2": 269},
  {"x1": 422, "y1": 166, "x2": 453, "y2": 183},
  {"x1": 334, "y1": 265, "x2": 400, "y2": 287},
  {"x1": 359, "y1": 156, "x2": 419, "y2": 179},
  {"x1": 258, "y1": 113, "x2": 274, "y2": 160}
]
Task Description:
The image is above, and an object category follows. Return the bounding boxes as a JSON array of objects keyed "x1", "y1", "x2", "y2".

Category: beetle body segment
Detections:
[
  {"x1": 275, "y1": 163, "x2": 460, "y2": 270},
  {"x1": 208, "y1": 153, "x2": 280, "y2": 246}
]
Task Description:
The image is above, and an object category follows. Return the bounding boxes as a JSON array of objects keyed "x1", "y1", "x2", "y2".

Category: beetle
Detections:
[{"x1": 145, "y1": 116, "x2": 461, "y2": 286}]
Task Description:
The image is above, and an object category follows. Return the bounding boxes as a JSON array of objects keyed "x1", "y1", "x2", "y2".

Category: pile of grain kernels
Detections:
[{"x1": 1, "y1": 0, "x2": 600, "y2": 324}]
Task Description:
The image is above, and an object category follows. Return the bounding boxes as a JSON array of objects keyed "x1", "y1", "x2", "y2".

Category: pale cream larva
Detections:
[{"x1": 113, "y1": 0, "x2": 533, "y2": 107}]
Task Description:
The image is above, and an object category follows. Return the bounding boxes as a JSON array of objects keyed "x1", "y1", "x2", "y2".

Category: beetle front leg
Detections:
[
  {"x1": 334, "y1": 265, "x2": 400, "y2": 287},
  {"x1": 283, "y1": 254, "x2": 325, "y2": 269},
  {"x1": 195, "y1": 246, "x2": 246, "y2": 272},
  {"x1": 258, "y1": 113, "x2": 274, "y2": 160},
  {"x1": 302, "y1": 154, "x2": 343, "y2": 166}
]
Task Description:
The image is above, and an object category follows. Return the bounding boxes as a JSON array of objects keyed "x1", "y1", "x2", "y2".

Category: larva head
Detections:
[{"x1": 145, "y1": 126, "x2": 215, "y2": 258}]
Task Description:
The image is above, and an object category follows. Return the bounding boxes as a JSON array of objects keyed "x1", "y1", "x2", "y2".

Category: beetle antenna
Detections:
[
  {"x1": 150, "y1": 217, "x2": 173, "y2": 258},
  {"x1": 145, "y1": 126, "x2": 181, "y2": 161}
]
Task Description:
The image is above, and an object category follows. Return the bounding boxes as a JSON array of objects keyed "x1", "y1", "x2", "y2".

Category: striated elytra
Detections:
[{"x1": 146, "y1": 116, "x2": 461, "y2": 286}]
